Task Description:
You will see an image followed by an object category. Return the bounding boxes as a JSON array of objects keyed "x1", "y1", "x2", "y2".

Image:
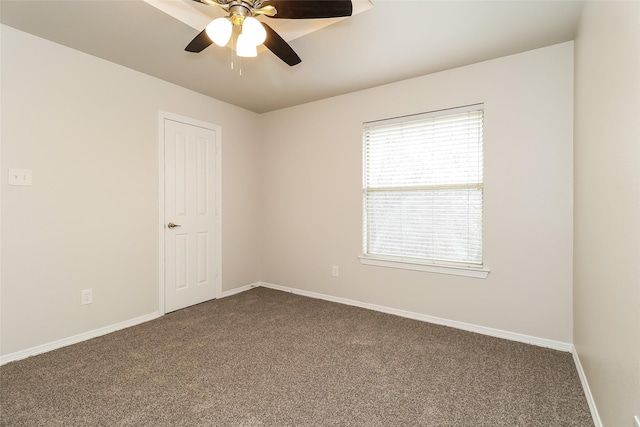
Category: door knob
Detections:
[{"x1": 167, "y1": 222, "x2": 181, "y2": 229}]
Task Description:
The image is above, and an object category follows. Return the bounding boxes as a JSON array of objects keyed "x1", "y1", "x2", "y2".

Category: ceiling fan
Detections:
[{"x1": 184, "y1": 0, "x2": 353, "y2": 66}]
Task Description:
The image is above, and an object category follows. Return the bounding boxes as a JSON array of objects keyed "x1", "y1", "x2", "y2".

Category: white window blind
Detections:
[{"x1": 362, "y1": 104, "x2": 484, "y2": 268}]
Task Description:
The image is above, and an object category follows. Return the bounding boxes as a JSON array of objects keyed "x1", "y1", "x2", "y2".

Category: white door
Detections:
[{"x1": 164, "y1": 118, "x2": 220, "y2": 313}]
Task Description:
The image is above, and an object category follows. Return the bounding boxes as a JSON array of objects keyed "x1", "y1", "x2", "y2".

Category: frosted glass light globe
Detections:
[
  {"x1": 241, "y1": 17, "x2": 267, "y2": 46},
  {"x1": 236, "y1": 33, "x2": 257, "y2": 57},
  {"x1": 205, "y1": 18, "x2": 232, "y2": 47}
]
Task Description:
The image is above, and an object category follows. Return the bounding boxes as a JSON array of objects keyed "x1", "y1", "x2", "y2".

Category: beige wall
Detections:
[
  {"x1": 260, "y1": 42, "x2": 575, "y2": 343},
  {"x1": 0, "y1": 25, "x2": 262, "y2": 356},
  {"x1": 574, "y1": 2, "x2": 640, "y2": 425}
]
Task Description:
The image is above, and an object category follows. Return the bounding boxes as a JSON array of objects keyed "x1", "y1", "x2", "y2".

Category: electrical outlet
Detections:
[
  {"x1": 332, "y1": 266, "x2": 339, "y2": 277},
  {"x1": 81, "y1": 289, "x2": 93, "y2": 305},
  {"x1": 634, "y1": 415, "x2": 640, "y2": 427}
]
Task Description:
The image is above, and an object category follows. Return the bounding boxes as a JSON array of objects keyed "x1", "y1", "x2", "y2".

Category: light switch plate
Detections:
[
  {"x1": 634, "y1": 415, "x2": 639, "y2": 427},
  {"x1": 8, "y1": 168, "x2": 33, "y2": 186}
]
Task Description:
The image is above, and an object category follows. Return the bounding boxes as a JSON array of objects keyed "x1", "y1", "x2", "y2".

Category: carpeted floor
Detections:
[{"x1": 0, "y1": 287, "x2": 593, "y2": 426}]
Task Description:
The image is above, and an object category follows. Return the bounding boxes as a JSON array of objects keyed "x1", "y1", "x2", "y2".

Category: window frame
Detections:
[{"x1": 360, "y1": 104, "x2": 489, "y2": 279}]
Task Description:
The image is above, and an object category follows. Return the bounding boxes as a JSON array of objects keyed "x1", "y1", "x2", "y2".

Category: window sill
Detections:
[{"x1": 358, "y1": 256, "x2": 490, "y2": 279}]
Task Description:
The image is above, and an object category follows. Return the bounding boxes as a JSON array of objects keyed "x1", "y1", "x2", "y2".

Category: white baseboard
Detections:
[
  {"x1": 0, "y1": 282, "x2": 573, "y2": 361},
  {"x1": 257, "y1": 281, "x2": 573, "y2": 352},
  {"x1": 1, "y1": 284, "x2": 260, "y2": 366},
  {"x1": 571, "y1": 347, "x2": 603, "y2": 427},
  {"x1": 0, "y1": 283, "x2": 261, "y2": 365},
  {"x1": 0, "y1": 311, "x2": 162, "y2": 366},
  {"x1": 220, "y1": 283, "x2": 257, "y2": 298}
]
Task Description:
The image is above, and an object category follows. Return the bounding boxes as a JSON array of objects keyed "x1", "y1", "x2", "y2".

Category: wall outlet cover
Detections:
[
  {"x1": 332, "y1": 266, "x2": 339, "y2": 277},
  {"x1": 81, "y1": 289, "x2": 93, "y2": 305}
]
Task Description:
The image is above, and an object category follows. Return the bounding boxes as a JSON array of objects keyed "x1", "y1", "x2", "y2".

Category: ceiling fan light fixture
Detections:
[
  {"x1": 241, "y1": 16, "x2": 267, "y2": 46},
  {"x1": 184, "y1": 0, "x2": 356, "y2": 66},
  {"x1": 236, "y1": 33, "x2": 258, "y2": 57},
  {"x1": 205, "y1": 17, "x2": 232, "y2": 47}
]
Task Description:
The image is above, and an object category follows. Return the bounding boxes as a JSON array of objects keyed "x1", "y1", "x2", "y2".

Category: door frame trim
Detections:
[{"x1": 157, "y1": 111, "x2": 222, "y2": 314}]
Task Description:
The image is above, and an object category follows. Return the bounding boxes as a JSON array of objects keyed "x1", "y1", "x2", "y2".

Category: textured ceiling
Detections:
[{"x1": 1, "y1": 0, "x2": 584, "y2": 113}]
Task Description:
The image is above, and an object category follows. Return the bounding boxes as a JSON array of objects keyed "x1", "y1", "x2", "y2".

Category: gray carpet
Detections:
[{"x1": 0, "y1": 287, "x2": 593, "y2": 426}]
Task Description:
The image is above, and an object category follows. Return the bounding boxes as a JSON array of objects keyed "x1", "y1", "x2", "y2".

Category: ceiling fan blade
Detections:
[
  {"x1": 263, "y1": 0, "x2": 352, "y2": 19},
  {"x1": 185, "y1": 29, "x2": 213, "y2": 53},
  {"x1": 261, "y1": 22, "x2": 302, "y2": 66}
]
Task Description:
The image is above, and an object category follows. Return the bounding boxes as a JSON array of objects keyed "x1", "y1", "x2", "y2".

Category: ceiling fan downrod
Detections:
[{"x1": 198, "y1": 0, "x2": 276, "y2": 18}]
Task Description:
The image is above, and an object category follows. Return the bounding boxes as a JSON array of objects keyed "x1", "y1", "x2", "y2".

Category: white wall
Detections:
[
  {"x1": 260, "y1": 42, "x2": 574, "y2": 344},
  {"x1": 0, "y1": 25, "x2": 262, "y2": 356},
  {"x1": 573, "y1": 2, "x2": 640, "y2": 426}
]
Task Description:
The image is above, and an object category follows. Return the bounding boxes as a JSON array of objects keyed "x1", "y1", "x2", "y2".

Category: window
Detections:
[{"x1": 360, "y1": 104, "x2": 488, "y2": 278}]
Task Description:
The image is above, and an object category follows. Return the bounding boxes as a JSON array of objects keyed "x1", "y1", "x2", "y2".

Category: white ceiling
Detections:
[{"x1": 1, "y1": 0, "x2": 584, "y2": 113}]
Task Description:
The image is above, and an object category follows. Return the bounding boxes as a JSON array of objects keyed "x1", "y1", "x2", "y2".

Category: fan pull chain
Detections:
[
  {"x1": 230, "y1": 34, "x2": 235, "y2": 70},
  {"x1": 229, "y1": 32, "x2": 242, "y2": 76}
]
